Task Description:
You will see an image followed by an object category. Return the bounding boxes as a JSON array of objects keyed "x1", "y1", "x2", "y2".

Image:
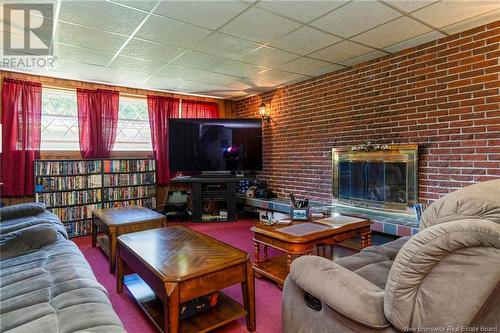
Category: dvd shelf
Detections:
[{"x1": 35, "y1": 158, "x2": 157, "y2": 238}]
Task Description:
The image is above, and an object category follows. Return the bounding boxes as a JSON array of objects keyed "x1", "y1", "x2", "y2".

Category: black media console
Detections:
[{"x1": 170, "y1": 176, "x2": 254, "y2": 222}]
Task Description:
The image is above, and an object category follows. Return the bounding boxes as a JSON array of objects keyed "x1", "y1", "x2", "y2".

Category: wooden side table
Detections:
[{"x1": 92, "y1": 206, "x2": 166, "y2": 273}]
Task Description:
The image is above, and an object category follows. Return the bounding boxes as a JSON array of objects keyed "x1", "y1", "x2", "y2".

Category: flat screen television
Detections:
[{"x1": 168, "y1": 118, "x2": 263, "y2": 172}]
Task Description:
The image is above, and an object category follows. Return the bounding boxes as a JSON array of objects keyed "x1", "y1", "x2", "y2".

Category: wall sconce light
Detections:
[{"x1": 258, "y1": 100, "x2": 270, "y2": 123}]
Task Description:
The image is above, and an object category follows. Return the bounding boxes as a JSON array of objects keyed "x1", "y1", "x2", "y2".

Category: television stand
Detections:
[{"x1": 170, "y1": 176, "x2": 254, "y2": 222}]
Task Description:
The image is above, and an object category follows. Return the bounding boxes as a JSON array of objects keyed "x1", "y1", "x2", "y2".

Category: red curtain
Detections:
[
  {"x1": 182, "y1": 100, "x2": 219, "y2": 118},
  {"x1": 1, "y1": 78, "x2": 42, "y2": 196},
  {"x1": 147, "y1": 95, "x2": 179, "y2": 185},
  {"x1": 77, "y1": 88, "x2": 119, "y2": 159}
]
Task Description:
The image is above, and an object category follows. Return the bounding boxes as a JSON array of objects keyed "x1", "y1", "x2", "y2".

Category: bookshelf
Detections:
[{"x1": 35, "y1": 158, "x2": 156, "y2": 238}]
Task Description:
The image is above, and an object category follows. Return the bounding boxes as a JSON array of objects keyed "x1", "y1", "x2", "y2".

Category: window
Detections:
[
  {"x1": 41, "y1": 89, "x2": 152, "y2": 151},
  {"x1": 41, "y1": 89, "x2": 80, "y2": 150},
  {"x1": 114, "y1": 96, "x2": 152, "y2": 151}
]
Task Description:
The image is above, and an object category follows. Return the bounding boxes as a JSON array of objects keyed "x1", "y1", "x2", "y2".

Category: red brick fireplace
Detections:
[{"x1": 235, "y1": 21, "x2": 500, "y2": 207}]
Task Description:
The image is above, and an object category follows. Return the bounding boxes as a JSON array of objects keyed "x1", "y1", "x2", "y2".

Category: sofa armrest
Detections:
[
  {"x1": 0, "y1": 203, "x2": 46, "y2": 221},
  {"x1": 289, "y1": 255, "x2": 390, "y2": 329}
]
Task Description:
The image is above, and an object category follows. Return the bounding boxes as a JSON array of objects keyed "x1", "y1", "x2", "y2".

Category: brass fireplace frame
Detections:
[{"x1": 332, "y1": 144, "x2": 418, "y2": 212}]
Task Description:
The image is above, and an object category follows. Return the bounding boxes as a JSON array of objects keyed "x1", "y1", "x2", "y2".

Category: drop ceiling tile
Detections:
[
  {"x1": 441, "y1": 8, "x2": 500, "y2": 35},
  {"x1": 214, "y1": 90, "x2": 249, "y2": 99},
  {"x1": 214, "y1": 60, "x2": 268, "y2": 77},
  {"x1": 339, "y1": 50, "x2": 389, "y2": 67},
  {"x1": 100, "y1": 68, "x2": 151, "y2": 84},
  {"x1": 193, "y1": 33, "x2": 261, "y2": 59},
  {"x1": 219, "y1": 7, "x2": 302, "y2": 44},
  {"x1": 171, "y1": 51, "x2": 228, "y2": 71},
  {"x1": 144, "y1": 75, "x2": 190, "y2": 90},
  {"x1": 309, "y1": 40, "x2": 374, "y2": 63},
  {"x1": 411, "y1": 1, "x2": 500, "y2": 28},
  {"x1": 308, "y1": 64, "x2": 345, "y2": 76},
  {"x1": 111, "y1": 0, "x2": 158, "y2": 12},
  {"x1": 155, "y1": 1, "x2": 249, "y2": 30},
  {"x1": 54, "y1": 43, "x2": 114, "y2": 67},
  {"x1": 310, "y1": 0, "x2": 401, "y2": 38},
  {"x1": 254, "y1": 69, "x2": 307, "y2": 86},
  {"x1": 56, "y1": 22, "x2": 128, "y2": 53},
  {"x1": 108, "y1": 55, "x2": 163, "y2": 74},
  {"x1": 381, "y1": 0, "x2": 438, "y2": 13},
  {"x1": 59, "y1": 1, "x2": 146, "y2": 35},
  {"x1": 270, "y1": 26, "x2": 342, "y2": 55},
  {"x1": 50, "y1": 60, "x2": 105, "y2": 80},
  {"x1": 239, "y1": 47, "x2": 299, "y2": 68},
  {"x1": 195, "y1": 71, "x2": 240, "y2": 86},
  {"x1": 383, "y1": 30, "x2": 445, "y2": 53},
  {"x1": 277, "y1": 57, "x2": 332, "y2": 75},
  {"x1": 256, "y1": 0, "x2": 348, "y2": 23},
  {"x1": 120, "y1": 38, "x2": 186, "y2": 63},
  {"x1": 351, "y1": 16, "x2": 432, "y2": 49},
  {"x1": 155, "y1": 64, "x2": 206, "y2": 81},
  {"x1": 182, "y1": 81, "x2": 232, "y2": 94},
  {"x1": 224, "y1": 79, "x2": 254, "y2": 91},
  {"x1": 135, "y1": 15, "x2": 212, "y2": 48}
]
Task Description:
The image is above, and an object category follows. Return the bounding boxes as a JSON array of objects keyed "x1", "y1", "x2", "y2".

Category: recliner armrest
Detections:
[
  {"x1": 289, "y1": 255, "x2": 390, "y2": 329},
  {"x1": 0, "y1": 203, "x2": 46, "y2": 221}
]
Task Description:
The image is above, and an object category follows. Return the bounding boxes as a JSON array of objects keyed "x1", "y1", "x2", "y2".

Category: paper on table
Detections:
[{"x1": 314, "y1": 215, "x2": 366, "y2": 228}]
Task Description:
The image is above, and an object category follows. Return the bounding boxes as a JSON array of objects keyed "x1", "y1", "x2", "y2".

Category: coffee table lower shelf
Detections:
[
  {"x1": 124, "y1": 274, "x2": 247, "y2": 333},
  {"x1": 253, "y1": 255, "x2": 288, "y2": 286}
]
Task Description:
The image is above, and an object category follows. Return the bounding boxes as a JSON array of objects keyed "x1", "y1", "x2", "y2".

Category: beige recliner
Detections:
[{"x1": 282, "y1": 179, "x2": 500, "y2": 333}]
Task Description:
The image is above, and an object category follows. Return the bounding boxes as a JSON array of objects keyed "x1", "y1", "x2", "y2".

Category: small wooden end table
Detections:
[
  {"x1": 92, "y1": 206, "x2": 166, "y2": 273},
  {"x1": 117, "y1": 226, "x2": 256, "y2": 333},
  {"x1": 251, "y1": 217, "x2": 372, "y2": 286}
]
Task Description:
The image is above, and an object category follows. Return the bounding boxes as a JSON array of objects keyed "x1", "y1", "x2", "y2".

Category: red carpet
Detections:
[{"x1": 73, "y1": 219, "x2": 283, "y2": 333}]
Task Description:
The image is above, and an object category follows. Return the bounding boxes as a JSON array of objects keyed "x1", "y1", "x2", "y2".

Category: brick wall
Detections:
[{"x1": 235, "y1": 21, "x2": 500, "y2": 205}]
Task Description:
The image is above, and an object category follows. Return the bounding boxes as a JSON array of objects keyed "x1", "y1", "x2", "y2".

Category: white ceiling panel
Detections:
[
  {"x1": 381, "y1": 0, "x2": 438, "y2": 13},
  {"x1": 239, "y1": 47, "x2": 299, "y2": 68},
  {"x1": 111, "y1": 0, "x2": 158, "y2": 12},
  {"x1": 108, "y1": 55, "x2": 164, "y2": 74},
  {"x1": 308, "y1": 64, "x2": 346, "y2": 77},
  {"x1": 171, "y1": 51, "x2": 228, "y2": 71},
  {"x1": 309, "y1": 40, "x2": 374, "y2": 63},
  {"x1": 56, "y1": 22, "x2": 128, "y2": 53},
  {"x1": 310, "y1": 0, "x2": 401, "y2": 38},
  {"x1": 352, "y1": 16, "x2": 432, "y2": 49},
  {"x1": 411, "y1": 0, "x2": 500, "y2": 28},
  {"x1": 339, "y1": 50, "x2": 389, "y2": 67},
  {"x1": 155, "y1": 64, "x2": 206, "y2": 81},
  {"x1": 99, "y1": 68, "x2": 151, "y2": 84},
  {"x1": 214, "y1": 61, "x2": 268, "y2": 77},
  {"x1": 154, "y1": 1, "x2": 249, "y2": 30},
  {"x1": 270, "y1": 26, "x2": 342, "y2": 55},
  {"x1": 182, "y1": 81, "x2": 234, "y2": 94},
  {"x1": 441, "y1": 8, "x2": 500, "y2": 35},
  {"x1": 219, "y1": 7, "x2": 301, "y2": 43},
  {"x1": 195, "y1": 71, "x2": 241, "y2": 86},
  {"x1": 59, "y1": 1, "x2": 147, "y2": 35},
  {"x1": 256, "y1": 0, "x2": 348, "y2": 23},
  {"x1": 383, "y1": 30, "x2": 446, "y2": 53},
  {"x1": 254, "y1": 69, "x2": 307, "y2": 86},
  {"x1": 193, "y1": 32, "x2": 261, "y2": 60},
  {"x1": 54, "y1": 43, "x2": 114, "y2": 67},
  {"x1": 119, "y1": 38, "x2": 186, "y2": 63},
  {"x1": 144, "y1": 75, "x2": 189, "y2": 90},
  {"x1": 277, "y1": 57, "x2": 332, "y2": 75},
  {"x1": 135, "y1": 15, "x2": 212, "y2": 48}
]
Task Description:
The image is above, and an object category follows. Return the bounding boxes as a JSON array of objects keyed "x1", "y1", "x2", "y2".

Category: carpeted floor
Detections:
[{"x1": 72, "y1": 218, "x2": 361, "y2": 333}]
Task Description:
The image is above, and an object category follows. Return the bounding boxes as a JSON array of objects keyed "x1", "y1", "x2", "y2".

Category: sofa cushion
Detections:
[
  {"x1": 421, "y1": 179, "x2": 500, "y2": 229},
  {"x1": 0, "y1": 203, "x2": 46, "y2": 221},
  {"x1": 0, "y1": 223, "x2": 58, "y2": 260},
  {"x1": 0, "y1": 237, "x2": 124, "y2": 333}
]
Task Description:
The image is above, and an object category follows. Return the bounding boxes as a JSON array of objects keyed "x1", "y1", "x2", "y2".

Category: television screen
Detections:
[{"x1": 168, "y1": 118, "x2": 263, "y2": 172}]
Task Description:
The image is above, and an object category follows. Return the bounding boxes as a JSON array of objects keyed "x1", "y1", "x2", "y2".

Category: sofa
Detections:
[
  {"x1": 0, "y1": 203, "x2": 126, "y2": 333},
  {"x1": 283, "y1": 179, "x2": 500, "y2": 333}
]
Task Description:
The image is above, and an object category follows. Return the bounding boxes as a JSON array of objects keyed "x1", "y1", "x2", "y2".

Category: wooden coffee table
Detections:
[
  {"x1": 251, "y1": 216, "x2": 372, "y2": 286},
  {"x1": 92, "y1": 206, "x2": 166, "y2": 273},
  {"x1": 117, "y1": 226, "x2": 256, "y2": 333}
]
